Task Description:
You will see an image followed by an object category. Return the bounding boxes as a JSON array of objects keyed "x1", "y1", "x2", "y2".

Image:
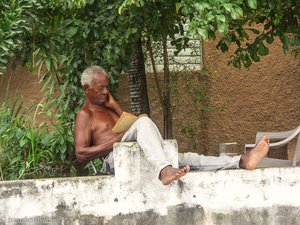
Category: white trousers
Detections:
[{"x1": 102, "y1": 117, "x2": 241, "y2": 176}]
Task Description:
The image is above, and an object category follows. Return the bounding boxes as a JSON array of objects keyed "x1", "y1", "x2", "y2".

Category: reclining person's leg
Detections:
[
  {"x1": 122, "y1": 117, "x2": 189, "y2": 185},
  {"x1": 121, "y1": 117, "x2": 170, "y2": 173},
  {"x1": 178, "y1": 135, "x2": 270, "y2": 171},
  {"x1": 178, "y1": 153, "x2": 241, "y2": 171}
]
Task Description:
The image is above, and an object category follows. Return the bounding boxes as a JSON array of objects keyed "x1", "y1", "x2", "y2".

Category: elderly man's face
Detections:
[{"x1": 86, "y1": 72, "x2": 109, "y2": 105}]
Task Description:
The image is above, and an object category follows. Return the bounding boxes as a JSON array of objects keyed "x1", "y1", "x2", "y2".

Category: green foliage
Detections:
[
  {"x1": 181, "y1": 0, "x2": 300, "y2": 68},
  {"x1": 120, "y1": 0, "x2": 190, "y2": 56},
  {"x1": 121, "y1": 0, "x2": 300, "y2": 68},
  {"x1": 171, "y1": 70, "x2": 213, "y2": 152},
  {"x1": 0, "y1": 0, "x2": 32, "y2": 75},
  {"x1": 0, "y1": 96, "x2": 76, "y2": 180},
  {"x1": 0, "y1": 0, "x2": 132, "y2": 85},
  {"x1": 0, "y1": 0, "x2": 133, "y2": 180}
]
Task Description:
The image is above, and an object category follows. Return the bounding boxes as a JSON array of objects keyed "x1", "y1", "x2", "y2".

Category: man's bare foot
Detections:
[
  {"x1": 239, "y1": 135, "x2": 270, "y2": 170},
  {"x1": 159, "y1": 165, "x2": 190, "y2": 185}
]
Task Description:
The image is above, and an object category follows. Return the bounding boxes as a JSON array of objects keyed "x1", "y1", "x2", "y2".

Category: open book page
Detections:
[{"x1": 112, "y1": 111, "x2": 148, "y2": 133}]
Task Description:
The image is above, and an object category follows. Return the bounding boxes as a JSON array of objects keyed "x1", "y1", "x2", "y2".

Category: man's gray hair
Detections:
[{"x1": 81, "y1": 65, "x2": 108, "y2": 86}]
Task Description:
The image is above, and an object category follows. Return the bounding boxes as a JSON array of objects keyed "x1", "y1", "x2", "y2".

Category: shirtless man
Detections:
[{"x1": 74, "y1": 66, "x2": 270, "y2": 185}]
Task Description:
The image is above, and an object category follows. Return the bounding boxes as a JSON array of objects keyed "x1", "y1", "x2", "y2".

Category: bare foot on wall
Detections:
[
  {"x1": 160, "y1": 165, "x2": 190, "y2": 185},
  {"x1": 239, "y1": 135, "x2": 270, "y2": 170}
]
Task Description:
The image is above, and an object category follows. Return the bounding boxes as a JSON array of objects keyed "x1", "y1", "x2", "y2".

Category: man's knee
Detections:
[{"x1": 135, "y1": 116, "x2": 153, "y2": 126}]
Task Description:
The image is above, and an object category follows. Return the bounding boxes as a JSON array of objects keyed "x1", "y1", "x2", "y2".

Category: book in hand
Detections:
[{"x1": 112, "y1": 111, "x2": 148, "y2": 134}]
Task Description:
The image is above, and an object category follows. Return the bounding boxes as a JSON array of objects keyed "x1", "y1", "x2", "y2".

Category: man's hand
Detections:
[
  {"x1": 113, "y1": 131, "x2": 126, "y2": 143},
  {"x1": 104, "y1": 93, "x2": 117, "y2": 109},
  {"x1": 104, "y1": 93, "x2": 123, "y2": 116}
]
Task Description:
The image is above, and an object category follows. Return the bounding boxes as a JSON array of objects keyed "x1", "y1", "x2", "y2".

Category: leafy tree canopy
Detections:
[
  {"x1": 0, "y1": 0, "x2": 132, "y2": 85},
  {"x1": 120, "y1": 0, "x2": 300, "y2": 68}
]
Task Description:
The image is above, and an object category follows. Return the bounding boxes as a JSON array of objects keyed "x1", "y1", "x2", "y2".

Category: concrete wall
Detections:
[{"x1": 1, "y1": 140, "x2": 300, "y2": 225}]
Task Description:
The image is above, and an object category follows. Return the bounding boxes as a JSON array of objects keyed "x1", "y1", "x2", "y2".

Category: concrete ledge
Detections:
[{"x1": 1, "y1": 140, "x2": 300, "y2": 225}]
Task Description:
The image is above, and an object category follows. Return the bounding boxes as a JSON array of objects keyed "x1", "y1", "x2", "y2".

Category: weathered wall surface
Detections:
[
  {"x1": 202, "y1": 38, "x2": 300, "y2": 155},
  {"x1": 117, "y1": 38, "x2": 300, "y2": 156},
  {"x1": 1, "y1": 141, "x2": 300, "y2": 225}
]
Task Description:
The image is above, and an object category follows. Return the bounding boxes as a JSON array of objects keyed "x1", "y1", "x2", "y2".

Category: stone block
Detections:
[{"x1": 113, "y1": 139, "x2": 179, "y2": 185}]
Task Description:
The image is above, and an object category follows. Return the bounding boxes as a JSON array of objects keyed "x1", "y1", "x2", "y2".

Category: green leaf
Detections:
[
  {"x1": 281, "y1": 35, "x2": 289, "y2": 53},
  {"x1": 248, "y1": 28, "x2": 259, "y2": 34},
  {"x1": 67, "y1": 27, "x2": 78, "y2": 38},
  {"x1": 175, "y1": 3, "x2": 182, "y2": 13},
  {"x1": 198, "y1": 28, "x2": 208, "y2": 39},
  {"x1": 249, "y1": 49, "x2": 260, "y2": 62},
  {"x1": 267, "y1": 0, "x2": 275, "y2": 9},
  {"x1": 217, "y1": 21, "x2": 228, "y2": 34},
  {"x1": 0, "y1": 46, "x2": 9, "y2": 51},
  {"x1": 232, "y1": 57, "x2": 241, "y2": 68},
  {"x1": 130, "y1": 27, "x2": 138, "y2": 34},
  {"x1": 216, "y1": 15, "x2": 226, "y2": 23},
  {"x1": 5, "y1": 39, "x2": 14, "y2": 45},
  {"x1": 242, "y1": 54, "x2": 252, "y2": 67},
  {"x1": 221, "y1": 41, "x2": 229, "y2": 52},
  {"x1": 0, "y1": 57, "x2": 8, "y2": 64},
  {"x1": 20, "y1": 137, "x2": 28, "y2": 147},
  {"x1": 247, "y1": 0, "x2": 257, "y2": 9},
  {"x1": 234, "y1": 6, "x2": 243, "y2": 16},
  {"x1": 266, "y1": 35, "x2": 274, "y2": 44},
  {"x1": 206, "y1": 12, "x2": 215, "y2": 21},
  {"x1": 222, "y1": 3, "x2": 232, "y2": 12},
  {"x1": 258, "y1": 42, "x2": 269, "y2": 56},
  {"x1": 181, "y1": 6, "x2": 189, "y2": 16},
  {"x1": 59, "y1": 136, "x2": 64, "y2": 145},
  {"x1": 231, "y1": 11, "x2": 238, "y2": 19}
]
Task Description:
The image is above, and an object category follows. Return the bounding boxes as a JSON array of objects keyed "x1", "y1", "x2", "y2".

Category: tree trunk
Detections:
[
  {"x1": 162, "y1": 37, "x2": 173, "y2": 138},
  {"x1": 128, "y1": 38, "x2": 150, "y2": 116},
  {"x1": 147, "y1": 38, "x2": 163, "y2": 108}
]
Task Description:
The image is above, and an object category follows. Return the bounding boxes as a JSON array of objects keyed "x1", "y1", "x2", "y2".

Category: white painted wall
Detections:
[{"x1": 0, "y1": 140, "x2": 300, "y2": 225}]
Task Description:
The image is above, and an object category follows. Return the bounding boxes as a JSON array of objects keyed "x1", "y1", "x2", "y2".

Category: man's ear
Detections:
[{"x1": 83, "y1": 84, "x2": 89, "y2": 93}]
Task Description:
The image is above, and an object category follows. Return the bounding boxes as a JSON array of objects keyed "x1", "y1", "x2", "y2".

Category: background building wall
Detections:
[
  {"x1": 202, "y1": 38, "x2": 300, "y2": 155},
  {"x1": 118, "y1": 37, "x2": 300, "y2": 156}
]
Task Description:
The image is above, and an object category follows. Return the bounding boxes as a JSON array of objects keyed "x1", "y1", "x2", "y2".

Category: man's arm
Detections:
[{"x1": 74, "y1": 110, "x2": 124, "y2": 162}]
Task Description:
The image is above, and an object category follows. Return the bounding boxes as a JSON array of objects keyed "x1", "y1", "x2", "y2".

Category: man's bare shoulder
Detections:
[{"x1": 76, "y1": 107, "x2": 92, "y2": 122}]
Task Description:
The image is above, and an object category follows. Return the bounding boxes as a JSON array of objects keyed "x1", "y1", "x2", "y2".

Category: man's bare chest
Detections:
[{"x1": 91, "y1": 110, "x2": 117, "y2": 133}]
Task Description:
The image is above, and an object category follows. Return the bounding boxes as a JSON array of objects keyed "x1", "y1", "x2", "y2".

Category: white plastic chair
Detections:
[{"x1": 244, "y1": 125, "x2": 300, "y2": 167}]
